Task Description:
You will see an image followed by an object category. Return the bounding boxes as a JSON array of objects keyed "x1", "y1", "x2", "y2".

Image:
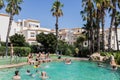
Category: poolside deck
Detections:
[
  {"x1": 0, "y1": 58, "x2": 89, "y2": 69},
  {"x1": 0, "y1": 62, "x2": 28, "y2": 69}
]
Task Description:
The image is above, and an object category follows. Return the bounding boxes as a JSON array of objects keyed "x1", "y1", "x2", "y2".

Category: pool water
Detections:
[{"x1": 0, "y1": 61, "x2": 120, "y2": 80}]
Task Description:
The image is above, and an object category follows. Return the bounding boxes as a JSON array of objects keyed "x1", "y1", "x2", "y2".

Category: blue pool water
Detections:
[{"x1": 0, "y1": 61, "x2": 120, "y2": 80}]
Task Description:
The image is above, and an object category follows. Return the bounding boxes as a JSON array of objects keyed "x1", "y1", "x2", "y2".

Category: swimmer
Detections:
[
  {"x1": 36, "y1": 70, "x2": 40, "y2": 74},
  {"x1": 40, "y1": 71, "x2": 49, "y2": 80},
  {"x1": 34, "y1": 64, "x2": 40, "y2": 68},
  {"x1": 65, "y1": 58, "x2": 71, "y2": 64},
  {"x1": 13, "y1": 70, "x2": 21, "y2": 80},
  {"x1": 112, "y1": 65, "x2": 118, "y2": 70},
  {"x1": 26, "y1": 70, "x2": 31, "y2": 75}
]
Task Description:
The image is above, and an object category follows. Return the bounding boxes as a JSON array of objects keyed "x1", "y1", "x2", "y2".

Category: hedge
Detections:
[{"x1": 0, "y1": 46, "x2": 31, "y2": 57}]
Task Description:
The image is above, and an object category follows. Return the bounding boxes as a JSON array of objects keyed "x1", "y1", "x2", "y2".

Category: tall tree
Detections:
[
  {"x1": 5, "y1": 0, "x2": 23, "y2": 57},
  {"x1": 114, "y1": 11, "x2": 120, "y2": 51},
  {"x1": 9, "y1": 33, "x2": 26, "y2": 47},
  {"x1": 81, "y1": 0, "x2": 94, "y2": 53},
  {"x1": 36, "y1": 33, "x2": 57, "y2": 53},
  {"x1": 108, "y1": 0, "x2": 117, "y2": 51},
  {"x1": 51, "y1": 0, "x2": 63, "y2": 54},
  {"x1": 100, "y1": 0, "x2": 111, "y2": 51}
]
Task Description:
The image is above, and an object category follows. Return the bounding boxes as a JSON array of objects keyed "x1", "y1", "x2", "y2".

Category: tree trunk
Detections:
[
  {"x1": 101, "y1": 8, "x2": 105, "y2": 52},
  {"x1": 55, "y1": 16, "x2": 58, "y2": 54},
  {"x1": 115, "y1": 17, "x2": 119, "y2": 51},
  {"x1": 90, "y1": 9, "x2": 94, "y2": 53},
  {"x1": 97, "y1": 9, "x2": 100, "y2": 53},
  {"x1": 88, "y1": 30, "x2": 90, "y2": 52},
  {"x1": 108, "y1": 2, "x2": 116, "y2": 51},
  {"x1": 5, "y1": 14, "x2": 13, "y2": 58}
]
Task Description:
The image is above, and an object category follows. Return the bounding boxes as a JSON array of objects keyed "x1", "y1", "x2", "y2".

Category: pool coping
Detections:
[{"x1": 0, "y1": 57, "x2": 89, "y2": 69}]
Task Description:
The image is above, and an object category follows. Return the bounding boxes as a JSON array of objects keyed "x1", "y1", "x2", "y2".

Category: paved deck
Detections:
[
  {"x1": 0, "y1": 62, "x2": 28, "y2": 69},
  {"x1": 0, "y1": 58, "x2": 89, "y2": 69}
]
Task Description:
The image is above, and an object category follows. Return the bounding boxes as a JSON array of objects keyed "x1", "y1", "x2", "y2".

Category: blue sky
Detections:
[{"x1": 1, "y1": 0, "x2": 110, "y2": 29}]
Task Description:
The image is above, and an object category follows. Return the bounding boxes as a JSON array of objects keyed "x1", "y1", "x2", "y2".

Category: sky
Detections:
[{"x1": 1, "y1": 0, "x2": 110, "y2": 29}]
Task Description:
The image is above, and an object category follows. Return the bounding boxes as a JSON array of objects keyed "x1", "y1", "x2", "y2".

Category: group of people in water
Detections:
[
  {"x1": 12, "y1": 53, "x2": 118, "y2": 80},
  {"x1": 13, "y1": 70, "x2": 48, "y2": 80},
  {"x1": 12, "y1": 54, "x2": 72, "y2": 80},
  {"x1": 27, "y1": 52, "x2": 52, "y2": 65}
]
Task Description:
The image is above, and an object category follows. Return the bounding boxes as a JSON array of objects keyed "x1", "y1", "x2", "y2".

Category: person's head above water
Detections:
[
  {"x1": 27, "y1": 70, "x2": 30, "y2": 73},
  {"x1": 15, "y1": 70, "x2": 19, "y2": 76}
]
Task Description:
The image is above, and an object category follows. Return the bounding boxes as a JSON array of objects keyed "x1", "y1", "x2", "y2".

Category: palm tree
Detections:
[
  {"x1": 5, "y1": 0, "x2": 23, "y2": 57},
  {"x1": 51, "y1": 0, "x2": 63, "y2": 54},
  {"x1": 114, "y1": 11, "x2": 120, "y2": 51},
  {"x1": 108, "y1": 0, "x2": 117, "y2": 51},
  {"x1": 101, "y1": 0, "x2": 111, "y2": 51},
  {"x1": 81, "y1": 0, "x2": 94, "y2": 53},
  {"x1": 0, "y1": 0, "x2": 4, "y2": 9}
]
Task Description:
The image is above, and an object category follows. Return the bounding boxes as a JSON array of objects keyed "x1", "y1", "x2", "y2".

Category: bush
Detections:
[
  {"x1": 63, "y1": 45, "x2": 75, "y2": 56},
  {"x1": 77, "y1": 47, "x2": 90, "y2": 57},
  {"x1": 100, "y1": 51, "x2": 120, "y2": 65},
  {"x1": 100, "y1": 52, "x2": 113, "y2": 57},
  {"x1": 0, "y1": 42, "x2": 6, "y2": 46},
  {"x1": 0, "y1": 46, "x2": 10, "y2": 56},
  {"x1": 0, "y1": 46, "x2": 31, "y2": 57},
  {"x1": 14, "y1": 47, "x2": 31, "y2": 57}
]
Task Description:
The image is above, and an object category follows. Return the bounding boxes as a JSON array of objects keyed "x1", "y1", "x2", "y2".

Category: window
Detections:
[
  {"x1": 30, "y1": 32, "x2": 35, "y2": 37},
  {"x1": 36, "y1": 25, "x2": 39, "y2": 27},
  {"x1": 20, "y1": 22, "x2": 22, "y2": 26},
  {"x1": 112, "y1": 44, "x2": 115, "y2": 48},
  {"x1": 14, "y1": 29, "x2": 16, "y2": 33},
  {"x1": 112, "y1": 36, "x2": 114, "y2": 40},
  {"x1": 106, "y1": 36, "x2": 108, "y2": 39}
]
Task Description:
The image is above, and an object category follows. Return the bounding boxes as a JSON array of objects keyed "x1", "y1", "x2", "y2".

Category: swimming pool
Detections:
[{"x1": 0, "y1": 61, "x2": 120, "y2": 80}]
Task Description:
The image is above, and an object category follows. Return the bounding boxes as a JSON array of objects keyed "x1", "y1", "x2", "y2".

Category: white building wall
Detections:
[
  {"x1": 0, "y1": 14, "x2": 9, "y2": 42},
  {"x1": 0, "y1": 14, "x2": 21, "y2": 42},
  {"x1": 10, "y1": 21, "x2": 21, "y2": 36}
]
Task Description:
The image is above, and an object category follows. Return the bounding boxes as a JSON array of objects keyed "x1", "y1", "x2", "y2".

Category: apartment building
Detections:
[
  {"x1": 58, "y1": 28, "x2": 87, "y2": 46},
  {"x1": 0, "y1": 13, "x2": 51, "y2": 45},
  {"x1": 104, "y1": 28, "x2": 120, "y2": 50},
  {"x1": 0, "y1": 13, "x2": 120, "y2": 50},
  {"x1": 17, "y1": 19, "x2": 51, "y2": 45},
  {"x1": 0, "y1": 14, "x2": 21, "y2": 42}
]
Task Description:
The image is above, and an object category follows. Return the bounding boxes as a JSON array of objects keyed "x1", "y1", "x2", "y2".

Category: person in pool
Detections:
[
  {"x1": 26, "y1": 70, "x2": 32, "y2": 76},
  {"x1": 34, "y1": 63, "x2": 40, "y2": 68},
  {"x1": 65, "y1": 58, "x2": 71, "y2": 64},
  {"x1": 110, "y1": 55, "x2": 118, "y2": 70},
  {"x1": 13, "y1": 70, "x2": 21, "y2": 80},
  {"x1": 40, "y1": 71, "x2": 49, "y2": 80}
]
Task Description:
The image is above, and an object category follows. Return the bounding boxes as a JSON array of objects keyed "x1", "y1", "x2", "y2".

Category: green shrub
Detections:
[
  {"x1": 100, "y1": 52, "x2": 113, "y2": 57},
  {"x1": 0, "y1": 46, "x2": 31, "y2": 57},
  {"x1": 30, "y1": 45, "x2": 39, "y2": 53},
  {"x1": 114, "y1": 52, "x2": 120, "y2": 64},
  {"x1": 100, "y1": 51, "x2": 120, "y2": 65},
  {"x1": 14, "y1": 47, "x2": 31, "y2": 57},
  {"x1": 63, "y1": 45, "x2": 75, "y2": 56},
  {"x1": 76, "y1": 47, "x2": 90, "y2": 57},
  {"x1": 0, "y1": 42, "x2": 6, "y2": 46},
  {"x1": 0, "y1": 46, "x2": 10, "y2": 56}
]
